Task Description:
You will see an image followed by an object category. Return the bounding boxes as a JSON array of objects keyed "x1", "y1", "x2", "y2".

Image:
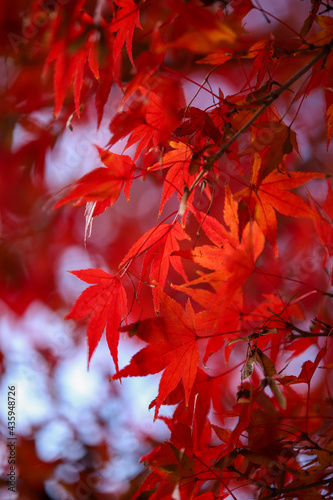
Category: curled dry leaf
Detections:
[
  {"x1": 255, "y1": 347, "x2": 277, "y2": 377},
  {"x1": 241, "y1": 347, "x2": 286, "y2": 408},
  {"x1": 241, "y1": 348, "x2": 257, "y2": 380}
]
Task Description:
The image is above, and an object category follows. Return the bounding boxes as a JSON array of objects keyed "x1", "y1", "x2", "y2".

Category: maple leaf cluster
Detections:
[{"x1": 1, "y1": 0, "x2": 333, "y2": 499}]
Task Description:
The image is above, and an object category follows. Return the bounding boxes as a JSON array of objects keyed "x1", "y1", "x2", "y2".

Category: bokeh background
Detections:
[{"x1": 1, "y1": 1, "x2": 332, "y2": 499}]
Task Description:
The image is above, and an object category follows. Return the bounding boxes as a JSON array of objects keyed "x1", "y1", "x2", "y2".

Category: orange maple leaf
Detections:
[
  {"x1": 234, "y1": 160, "x2": 325, "y2": 255},
  {"x1": 173, "y1": 186, "x2": 265, "y2": 308},
  {"x1": 173, "y1": 221, "x2": 264, "y2": 307},
  {"x1": 163, "y1": 0, "x2": 237, "y2": 54}
]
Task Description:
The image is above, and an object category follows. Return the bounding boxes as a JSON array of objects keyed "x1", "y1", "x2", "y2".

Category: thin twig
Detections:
[
  {"x1": 258, "y1": 476, "x2": 333, "y2": 500},
  {"x1": 187, "y1": 40, "x2": 333, "y2": 198}
]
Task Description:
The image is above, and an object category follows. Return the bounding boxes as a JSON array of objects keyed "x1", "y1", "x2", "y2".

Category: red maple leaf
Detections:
[
  {"x1": 278, "y1": 346, "x2": 327, "y2": 386},
  {"x1": 109, "y1": 78, "x2": 184, "y2": 160},
  {"x1": 246, "y1": 39, "x2": 277, "y2": 89},
  {"x1": 120, "y1": 222, "x2": 190, "y2": 312},
  {"x1": 148, "y1": 141, "x2": 200, "y2": 216},
  {"x1": 43, "y1": 11, "x2": 102, "y2": 117},
  {"x1": 241, "y1": 293, "x2": 304, "y2": 364},
  {"x1": 298, "y1": 346, "x2": 327, "y2": 384},
  {"x1": 66, "y1": 269, "x2": 127, "y2": 373},
  {"x1": 310, "y1": 179, "x2": 333, "y2": 260},
  {"x1": 111, "y1": 0, "x2": 142, "y2": 66},
  {"x1": 112, "y1": 290, "x2": 202, "y2": 418},
  {"x1": 53, "y1": 148, "x2": 135, "y2": 214},
  {"x1": 200, "y1": 292, "x2": 243, "y2": 365}
]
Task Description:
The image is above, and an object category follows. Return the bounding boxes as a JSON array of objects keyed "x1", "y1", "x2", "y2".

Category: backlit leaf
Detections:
[
  {"x1": 112, "y1": 291, "x2": 203, "y2": 418},
  {"x1": 66, "y1": 269, "x2": 127, "y2": 372}
]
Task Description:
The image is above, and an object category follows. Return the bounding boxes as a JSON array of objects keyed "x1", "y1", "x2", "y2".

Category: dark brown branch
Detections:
[{"x1": 258, "y1": 476, "x2": 333, "y2": 500}]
